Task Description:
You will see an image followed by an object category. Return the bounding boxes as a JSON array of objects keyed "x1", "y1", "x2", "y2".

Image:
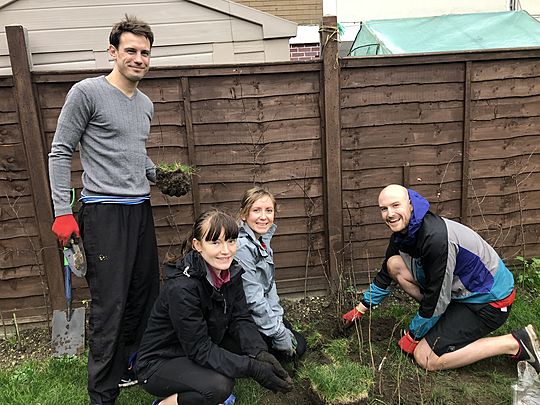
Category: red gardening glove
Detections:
[
  {"x1": 398, "y1": 331, "x2": 419, "y2": 355},
  {"x1": 52, "y1": 214, "x2": 80, "y2": 246},
  {"x1": 342, "y1": 306, "x2": 366, "y2": 326}
]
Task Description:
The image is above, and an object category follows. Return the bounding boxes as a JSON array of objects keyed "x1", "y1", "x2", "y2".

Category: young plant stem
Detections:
[{"x1": 12, "y1": 313, "x2": 21, "y2": 350}]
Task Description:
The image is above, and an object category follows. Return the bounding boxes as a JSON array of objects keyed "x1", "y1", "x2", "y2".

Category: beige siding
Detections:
[
  {"x1": 265, "y1": 38, "x2": 291, "y2": 61},
  {"x1": 3, "y1": 0, "x2": 157, "y2": 7},
  {"x1": 0, "y1": 2, "x2": 231, "y2": 29},
  {"x1": 0, "y1": 0, "x2": 296, "y2": 73}
]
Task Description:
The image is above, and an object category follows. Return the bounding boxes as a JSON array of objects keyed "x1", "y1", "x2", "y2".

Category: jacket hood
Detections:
[
  {"x1": 394, "y1": 188, "x2": 430, "y2": 246},
  {"x1": 165, "y1": 250, "x2": 242, "y2": 280}
]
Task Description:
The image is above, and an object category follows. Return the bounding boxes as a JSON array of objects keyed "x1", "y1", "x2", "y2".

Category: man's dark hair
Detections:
[{"x1": 109, "y1": 15, "x2": 154, "y2": 48}]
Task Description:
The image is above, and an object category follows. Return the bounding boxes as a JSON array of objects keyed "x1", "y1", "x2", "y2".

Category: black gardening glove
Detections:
[
  {"x1": 255, "y1": 351, "x2": 292, "y2": 382},
  {"x1": 247, "y1": 358, "x2": 293, "y2": 393}
]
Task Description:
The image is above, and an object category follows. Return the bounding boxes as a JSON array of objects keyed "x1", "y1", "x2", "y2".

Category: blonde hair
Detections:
[{"x1": 237, "y1": 187, "x2": 277, "y2": 221}]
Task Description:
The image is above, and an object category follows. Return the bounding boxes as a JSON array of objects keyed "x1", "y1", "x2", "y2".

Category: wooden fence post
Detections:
[
  {"x1": 180, "y1": 77, "x2": 201, "y2": 219},
  {"x1": 320, "y1": 16, "x2": 343, "y2": 292},
  {"x1": 6, "y1": 25, "x2": 64, "y2": 312},
  {"x1": 461, "y1": 61, "x2": 472, "y2": 226}
]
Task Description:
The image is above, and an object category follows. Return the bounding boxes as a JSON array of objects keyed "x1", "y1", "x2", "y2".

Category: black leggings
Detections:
[{"x1": 142, "y1": 356, "x2": 234, "y2": 405}]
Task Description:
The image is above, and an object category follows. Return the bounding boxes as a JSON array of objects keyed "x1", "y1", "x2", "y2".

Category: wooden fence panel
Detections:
[
  {"x1": 0, "y1": 76, "x2": 52, "y2": 332},
  {"x1": 188, "y1": 70, "x2": 326, "y2": 295},
  {"x1": 467, "y1": 58, "x2": 540, "y2": 260},
  {"x1": 340, "y1": 54, "x2": 540, "y2": 287},
  {"x1": 2, "y1": 43, "x2": 540, "y2": 331}
]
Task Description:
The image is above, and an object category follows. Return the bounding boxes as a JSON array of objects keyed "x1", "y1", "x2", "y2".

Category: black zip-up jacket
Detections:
[{"x1": 136, "y1": 251, "x2": 267, "y2": 381}]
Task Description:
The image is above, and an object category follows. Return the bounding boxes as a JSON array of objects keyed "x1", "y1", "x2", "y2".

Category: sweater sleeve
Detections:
[
  {"x1": 48, "y1": 86, "x2": 91, "y2": 216},
  {"x1": 145, "y1": 156, "x2": 156, "y2": 183}
]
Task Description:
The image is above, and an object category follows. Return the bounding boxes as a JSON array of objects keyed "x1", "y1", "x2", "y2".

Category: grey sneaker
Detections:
[{"x1": 512, "y1": 324, "x2": 540, "y2": 373}]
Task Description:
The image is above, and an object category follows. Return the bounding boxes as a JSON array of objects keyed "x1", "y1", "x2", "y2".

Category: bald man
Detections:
[{"x1": 342, "y1": 184, "x2": 540, "y2": 372}]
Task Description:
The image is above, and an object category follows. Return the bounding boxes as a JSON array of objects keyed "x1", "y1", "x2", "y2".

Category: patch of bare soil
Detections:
[
  {"x1": 0, "y1": 327, "x2": 53, "y2": 368},
  {"x1": 280, "y1": 292, "x2": 518, "y2": 405}
]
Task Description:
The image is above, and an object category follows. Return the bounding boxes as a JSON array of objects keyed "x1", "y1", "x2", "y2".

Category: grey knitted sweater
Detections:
[{"x1": 48, "y1": 76, "x2": 156, "y2": 216}]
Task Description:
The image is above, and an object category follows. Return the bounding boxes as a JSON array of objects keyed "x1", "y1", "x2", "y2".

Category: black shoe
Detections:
[{"x1": 512, "y1": 324, "x2": 540, "y2": 373}]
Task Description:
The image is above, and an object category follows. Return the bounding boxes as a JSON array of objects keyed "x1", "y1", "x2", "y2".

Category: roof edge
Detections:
[
  {"x1": 0, "y1": 0, "x2": 297, "y2": 38},
  {"x1": 188, "y1": 0, "x2": 297, "y2": 38},
  {"x1": 0, "y1": 0, "x2": 17, "y2": 10}
]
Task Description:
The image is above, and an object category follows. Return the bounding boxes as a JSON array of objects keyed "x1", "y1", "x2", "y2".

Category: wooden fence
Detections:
[
  {"x1": 340, "y1": 51, "x2": 540, "y2": 285},
  {"x1": 1, "y1": 17, "x2": 540, "y2": 332}
]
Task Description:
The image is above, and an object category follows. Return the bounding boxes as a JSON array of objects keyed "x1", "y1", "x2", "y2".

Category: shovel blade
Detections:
[
  {"x1": 51, "y1": 307, "x2": 85, "y2": 356},
  {"x1": 64, "y1": 238, "x2": 87, "y2": 277}
]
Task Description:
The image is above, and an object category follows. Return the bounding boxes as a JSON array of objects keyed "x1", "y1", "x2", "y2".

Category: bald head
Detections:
[{"x1": 378, "y1": 184, "x2": 413, "y2": 233}]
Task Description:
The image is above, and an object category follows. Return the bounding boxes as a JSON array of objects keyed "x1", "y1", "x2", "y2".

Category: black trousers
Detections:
[
  {"x1": 141, "y1": 331, "x2": 248, "y2": 405},
  {"x1": 80, "y1": 202, "x2": 160, "y2": 405},
  {"x1": 142, "y1": 357, "x2": 234, "y2": 405}
]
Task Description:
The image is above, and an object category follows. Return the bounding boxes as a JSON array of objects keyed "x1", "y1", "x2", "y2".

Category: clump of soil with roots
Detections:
[{"x1": 155, "y1": 162, "x2": 194, "y2": 197}]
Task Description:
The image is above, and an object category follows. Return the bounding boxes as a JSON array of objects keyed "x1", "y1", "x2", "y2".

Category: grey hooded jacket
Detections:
[{"x1": 236, "y1": 221, "x2": 287, "y2": 341}]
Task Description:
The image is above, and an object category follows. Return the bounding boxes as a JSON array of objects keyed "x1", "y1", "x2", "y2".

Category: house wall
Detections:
[
  {"x1": 0, "y1": 0, "x2": 296, "y2": 74},
  {"x1": 290, "y1": 43, "x2": 320, "y2": 61},
  {"x1": 337, "y1": 0, "x2": 508, "y2": 23},
  {"x1": 519, "y1": 0, "x2": 540, "y2": 18},
  {"x1": 235, "y1": 0, "x2": 322, "y2": 24}
]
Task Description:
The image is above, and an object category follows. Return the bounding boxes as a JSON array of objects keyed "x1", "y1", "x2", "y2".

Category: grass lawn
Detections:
[{"x1": 0, "y1": 286, "x2": 538, "y2": 404}]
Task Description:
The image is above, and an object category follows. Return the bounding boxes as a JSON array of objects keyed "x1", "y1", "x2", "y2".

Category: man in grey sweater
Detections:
[{"x1": 48, "y1": 15, "x2": 159, "y2": 405}]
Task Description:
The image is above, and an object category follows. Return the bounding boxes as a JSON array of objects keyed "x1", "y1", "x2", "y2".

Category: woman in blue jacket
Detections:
[
  {"x1": 236, "y1": 187, "x2": 306, "y2": 359},
  {"x1": 137, "y1": 209, "x2": 292, "y2": 405}
]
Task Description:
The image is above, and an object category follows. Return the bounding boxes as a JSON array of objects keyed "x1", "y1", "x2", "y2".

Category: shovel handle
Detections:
[
  {"x1": 64, "y1": 265, "x2": 72, "y2": 300},
  {"x1": 64, "y1": 264, "x2": 72, "y2": 315}
]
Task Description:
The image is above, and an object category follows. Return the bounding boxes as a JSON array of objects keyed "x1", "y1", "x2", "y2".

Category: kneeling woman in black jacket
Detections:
[{"x1": 137, "y1": 209, "x2": 292, "y2": 405}]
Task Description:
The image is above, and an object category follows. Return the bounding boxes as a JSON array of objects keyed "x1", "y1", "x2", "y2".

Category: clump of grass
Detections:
[
  {"x1": 513, "y1": 256, "x2": 540, "y2": 293},
  {"x1": 299, "y1": 359, "x2": 374, "y2": 404},
  {"x1": 299, "y1": 337, "x2": 374, "y2": 404},
  {"x1": 0, "y1": 356, "x2": 88, "y2": 404},
  {"x1": 156, "y1": 161, "x2": 196, "y2": 175},
  {"x1": 370, "y1": 296, "x2": 416, "y2": 321},
  {"x1": 233, "y1": 378, "x2": 266, "y2": 404},
  {"x1": 306, "y1": 330, "x2": 325, "y2": 350},
  {"x1": 323, "y1": 338, "x2": 350, "y2": 363}
]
